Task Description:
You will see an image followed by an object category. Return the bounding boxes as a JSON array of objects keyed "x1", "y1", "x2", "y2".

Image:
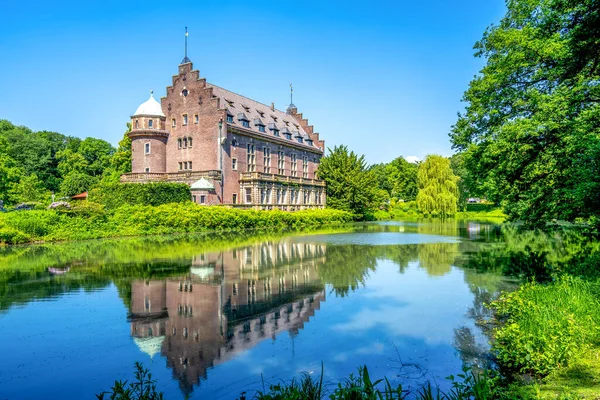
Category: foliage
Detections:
[
  {"x1": 8, "y1": 174, "x2": 51, "y2": 204},
  {"x1": 317, "y1": 145, "x2": 379, "y2": 220},
  {"x1": 450, "y1": 0, "x2": 600, "y2": 225},
  {"x1": 385, "y1": 156, "x2": 418, "y2": 201},
  {"x1": 59, "y1": 171, "x2": 98, "y2": 197},
  {"x1": 0, "y1": 203, "x2": 354, "y2": 244},
  {"x1": 490, "y1": 276, "x2": 600, "y2": 376},
  {"x1": 416, "y1": 155, "x2": 459, "y2": 217},
  {"x1": 96, "y1": 362, "x2": 164, "y2": 400},
  {"x1": 89, "y1": 182, "x2": 191, "y2": 209},
  {"x1": 112, "y1": 123, "x2": 132, "y2": 174}
]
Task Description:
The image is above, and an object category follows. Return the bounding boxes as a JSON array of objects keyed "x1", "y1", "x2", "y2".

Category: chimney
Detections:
[{"x1": 271, "y1": 102, "x2": 275, "y2": 111}]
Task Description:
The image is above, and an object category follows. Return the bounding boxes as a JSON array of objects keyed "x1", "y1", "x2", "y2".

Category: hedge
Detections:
[{"x1": 89, "y1": 182, "x2": 191, "y2": 208}]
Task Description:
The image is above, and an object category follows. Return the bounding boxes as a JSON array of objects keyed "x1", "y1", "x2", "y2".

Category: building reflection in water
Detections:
[{"x1": 128, "y1": 241, "x2": 327, "y2": 393}]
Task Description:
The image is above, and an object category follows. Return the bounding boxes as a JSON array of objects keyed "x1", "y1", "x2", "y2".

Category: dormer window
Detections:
[
  {"x1": 148, "y1": 119, "x2": 153, "y2": 128},
  {"x1": 297, "y1": 137, "x2": 303, "y2": 144},
  {"x1": 307, "y1": 139, "x2": 313, "y2": 146},
  {"x1": 284, "y1": 133, "x2": 292, "y2": 140},
  {"x1": 254, "y1": 118, "x2": 266, "y2": 133},
  {"x1": 273, "y1": 129, "x2": 280, "y2": 136},
  {"x1": 259, "y1": 125, "x2": 266, "y2": 132},
  {"x1": 227, "y1": 113, "x2": 234, "y2": 123},
  {"x1": 238, "y1": 113, "x2": 250, "y2": 128}
]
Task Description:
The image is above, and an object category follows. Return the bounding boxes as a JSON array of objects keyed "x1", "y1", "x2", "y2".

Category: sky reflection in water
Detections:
[{"x1": 0, "y1": 220, "x2": 509, "y2": 399}]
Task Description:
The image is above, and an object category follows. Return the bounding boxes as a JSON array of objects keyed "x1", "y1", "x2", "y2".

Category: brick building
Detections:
[{"x1": 121, "y1": 53, "x2": 326, "y2": 210}]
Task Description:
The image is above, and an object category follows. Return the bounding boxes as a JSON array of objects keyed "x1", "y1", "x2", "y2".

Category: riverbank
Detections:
[
  {"x1": 373, "y1": 201, "x2": 507, "y2": 222},
  {"x1": 0, "y1": 203, "x2": 354, "y2": 245}
]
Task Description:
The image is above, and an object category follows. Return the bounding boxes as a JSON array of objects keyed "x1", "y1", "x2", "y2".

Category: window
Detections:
[
  {"x1": 189, "y1": 161, "x2": 192, "y2": 170},
  {"x1": 291, "y1": 154, "x2": 297, "y2": 177},
  {"x1": 200, "y1": 195, "x2": 205, "y2": 204},
  {"x1": 232, "y1": 158, "x2": 237, "y2": 170},
  {"x1": 266, "y1": 188, "x2": 272, "y2": 204},
  {"x1": 144, "y1": 143, "x2": 150, "y2": 155},
  {"x1": 183, "y1": 114, "x2": 188, "y2": 126},
  {"x1": 227, "y1": 115, "x2": 234, "y2": 123},
  {"x1": 192, "y1": 195, "x2": 197, "y2": 203},
  {"x1": 184, "y1": 161, "x2": 188, "y2": 170},
  {"x1": 297, "y1": 137, "x2": 303, "y2": 144},
  {"x1": 145, "y1": 167, "x2": 150, "y2": 172},
  {"x1": 178, "y1": 162, "x2": 182, "y2": 171},
  {"x1": 245, "y1": 188, "x2": 252, "y2": 204},
  {"x1": 172, "y1": 118, "x2": 176, "y2": 128},
  {"x1": 277, "y1": 189, "x2": 281, "y2": 204},
  {"x1": 273, "y1": 129, "x2": 280, "y2": 137},
  {"x1": 263, "y1": 148, "x2": 271, "y2": 173},
  {"x1": 194, "y1": 114, "x2": 198, "y2": 124},
  {"x1": 135, "y1": 120, "x2": 139, "y2": 129},
  {"x1": 258, "y1": 125, "x2": 266, "y2": 132},
  {"x1": 284, "y1": 133, "x2": 292, "y2": 140},
  {"x1": 303, "y1": 156, "x2": 308, "y2": 178},
  {"x1": 231, "y1": 139, "x2": 238, "y2": 147},
  {"x1": 281, "y1": 188, "x2": 287, "y2": 204},
  {"x1": 188, "y1": 137, "x2": 193, "y2": 148},
  {"x1": 242, "y1": 120, "x2": 250, "y2": 128},
  {"x1": 278, "y1": 151, "x2": 285, "y2": 175},
  {"x1": 148, "y1": 119, "x2": 153, "y2": 128},
  {"x1": 304, "y1": 190, "x2": 309, "y2": 204},
  {"x1": 182, "y1": 89, "x2": 189, "y2": 97},
  {"x1": 183, "y1": 137, "x2": 188, "y2": 148},
  {"x1": 247, "y1": 144, "x2": 256, "y2": 172},
  {"x1": 260, "y1": 188, "x2": 266, "y2": 204},
  {"x1": 178, "y1": 138, "x2": 182, "y2": 149},
  {"x1": 232, "y1": 193, "x2": 238, "y2": 204}
]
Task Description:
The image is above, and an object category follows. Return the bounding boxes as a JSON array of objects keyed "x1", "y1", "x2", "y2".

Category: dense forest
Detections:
[{"x1": 0, "y1": 120, "x2": 131, "y2": 205}]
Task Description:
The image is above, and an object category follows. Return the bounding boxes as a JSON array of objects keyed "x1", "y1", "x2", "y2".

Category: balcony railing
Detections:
[
  {"x1": 121, "y1": 170, "x2": 222, "y2": 183},
  {"x1": 239, "y1": 172, "x2": 325, "y2": 187}
]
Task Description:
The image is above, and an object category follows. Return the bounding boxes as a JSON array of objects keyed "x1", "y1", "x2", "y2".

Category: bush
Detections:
[
  {"x1": 89, "y1": 182, "x2": 191, "y2": 209},
  {"x1": 490, "y1": 276, "x2": 600, "y2": 376},
  {"x1": 0, "y1": 227, "x2": 31, "y2": 245}
]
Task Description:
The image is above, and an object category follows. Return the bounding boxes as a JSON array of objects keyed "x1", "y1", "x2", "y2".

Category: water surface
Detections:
[{"x1": 0, "y1": 220, "x2": 512, "y2": 399}]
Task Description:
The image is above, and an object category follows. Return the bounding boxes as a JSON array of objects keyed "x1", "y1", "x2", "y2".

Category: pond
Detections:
[{"x1": 0, "y1": 220, "x2": 515, "y2": 399}]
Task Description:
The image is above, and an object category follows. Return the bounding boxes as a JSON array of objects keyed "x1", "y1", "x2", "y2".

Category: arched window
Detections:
[
  {"x1": 183, "y1": 137, "x2": 188, "y2": 148},
  {"x1": 135, "y1": 120, "x2": 139, "y2": 129},
  {"x1": 188, "y1": 137, "x2": 193, "y2": 148}
]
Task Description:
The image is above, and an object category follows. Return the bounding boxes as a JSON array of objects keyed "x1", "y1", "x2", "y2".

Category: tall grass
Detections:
[{"x1": 490, "y1": 276, "x2": 600, "y2": 376}]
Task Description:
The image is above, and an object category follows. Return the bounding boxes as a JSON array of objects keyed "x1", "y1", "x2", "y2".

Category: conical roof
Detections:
[{"x1": 133, "y1": 91, "x2": 164, "y2": 117}]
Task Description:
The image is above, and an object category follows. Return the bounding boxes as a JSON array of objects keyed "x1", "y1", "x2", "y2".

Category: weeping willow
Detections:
[{"x1": 416, "y1": 155, "x2": 459, "y2": 217}]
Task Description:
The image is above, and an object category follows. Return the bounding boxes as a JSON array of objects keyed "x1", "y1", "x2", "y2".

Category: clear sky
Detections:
[{"x1": 0, "y1": 0, "x2": 506, "y2": 165}]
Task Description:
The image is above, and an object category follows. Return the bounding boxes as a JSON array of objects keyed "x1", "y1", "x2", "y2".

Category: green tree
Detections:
[
  {"x1": 78, "y1": 138, "x2": 115, "y2": 177},
  {"x1": 386, "y1": 156, "x2": 418, "y2": 201},
  {"x1": 416, "y1": 155, "x2": 459, "y2": 217},
  {"x1": 59, "y1": 172, "x2": 98, "y2": 197},
  {"x1": 317, "y1": 145, "x2": 378, "y2": 219},
  {"x1": 0, "y1": 136, "x2": 24, "y2": 203},
  {"x1": 111, "y1": 123, "x2": 132, "y2": 174},
  {"x1": 8, "y1": 174, "x2": 51, "y2": 204},
  {"x1": 450, "y1": 0, "x2": 600, "y2": 225}
]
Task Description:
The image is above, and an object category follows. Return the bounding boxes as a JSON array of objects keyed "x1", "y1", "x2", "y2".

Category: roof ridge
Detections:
[{"x1": 207, "y1": 82, "x2": 291, "y2": 117}]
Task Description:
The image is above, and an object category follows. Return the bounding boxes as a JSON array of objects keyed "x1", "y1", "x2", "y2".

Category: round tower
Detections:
[{"x1": 129, "y1": 91, "x2": 169, "y2": 173}]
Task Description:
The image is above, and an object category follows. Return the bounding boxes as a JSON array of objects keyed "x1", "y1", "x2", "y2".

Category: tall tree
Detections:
[
  {"x1": 386, "y1": 156, "x2": 418, "y2": 201},
  {"x1": 111, "y1": 123, "x2": 132, "y2": 174},
  {"x1": 317, "y1": 145, "x2": 379, "y2": 219},
  {"x1": 416, "y1": 155, "x2": 459, "y2": 217},
  {"x1": 450, "y1": 0, "x2": 600, "y2": 225}
]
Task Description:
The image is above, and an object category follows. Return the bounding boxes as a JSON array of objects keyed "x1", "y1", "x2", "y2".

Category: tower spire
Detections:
[
  {"x1": 181, "y1": 27, "x2": 191, "y2": 64},
  {"x1": 290, "y1": 83, "x2": 293, "y2": 105}
]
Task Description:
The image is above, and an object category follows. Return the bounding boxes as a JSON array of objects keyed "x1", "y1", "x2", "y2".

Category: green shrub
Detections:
[
  {"x1": 0, "y1": 227, "x2": 31, "y2": 245},
  {"x1": 89, "y1": 182, "x2": 191, "y2": 209},
  {"x1": 3, "y1": 210, "x2": 62, "y2": 237},
  {"x1": 490, "y1": 276, "x2": 600, "y2": 376}
]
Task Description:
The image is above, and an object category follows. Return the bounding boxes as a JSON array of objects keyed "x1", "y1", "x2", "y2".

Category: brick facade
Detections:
[{"x1": 122, "y1": 61, "x2": 326, "y2": 209}]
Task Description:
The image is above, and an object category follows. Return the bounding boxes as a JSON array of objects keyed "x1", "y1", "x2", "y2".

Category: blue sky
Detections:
[{"x1": 0, "y1": 0, "x2": 506, "y2": 164}]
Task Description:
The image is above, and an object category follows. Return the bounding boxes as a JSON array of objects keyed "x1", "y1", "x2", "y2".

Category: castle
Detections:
[{"x1": 121, "y1": 39, "x2": 326, "y2": 210}]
